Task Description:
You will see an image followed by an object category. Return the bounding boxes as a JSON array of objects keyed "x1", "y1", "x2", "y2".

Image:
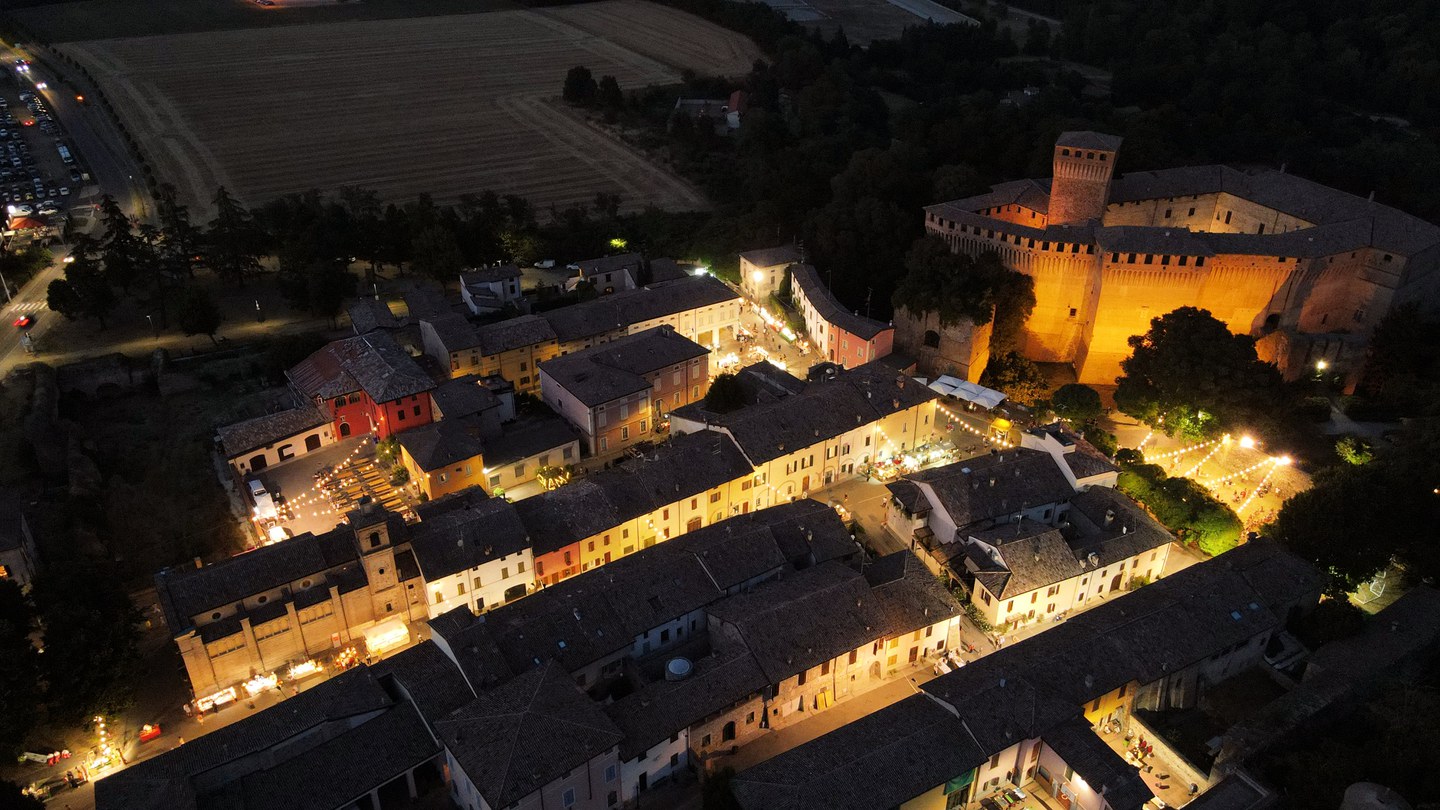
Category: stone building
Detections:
[
  {"x1": 892, "y1": 304, "x2": 992, "y2": 382},
  {"x1": 926, "y1": 131, "x2": 1440, "y2": 388}
]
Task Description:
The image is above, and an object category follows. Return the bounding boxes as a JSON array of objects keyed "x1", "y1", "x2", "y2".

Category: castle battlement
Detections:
[{"x1": 919, "y1": 132, "x2": 1440, "y2": 388}]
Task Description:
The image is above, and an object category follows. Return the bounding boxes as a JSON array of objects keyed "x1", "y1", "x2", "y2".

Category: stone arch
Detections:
[
  {"x1": 923, "y1": 330, "x2": 940, "y2": 348},
  {"x1": 339, "y1": 421, "x2": 352, "y2": 437}
]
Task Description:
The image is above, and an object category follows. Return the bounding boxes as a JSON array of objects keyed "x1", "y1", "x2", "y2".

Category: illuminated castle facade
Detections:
[{"x1": 923, "y1": 131, "x2": 1440, "y2": 387}]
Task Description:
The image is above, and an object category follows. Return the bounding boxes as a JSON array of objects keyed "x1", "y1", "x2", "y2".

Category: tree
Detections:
[
  {"x1": 206, "y1": 186, "x2": 262, "y2": 288},
  {"x1": 598, "y1": 74, "x2": 623, "y2": 110},
  {"x1": 0, "y1": 245, "x2": 51, "y2": 291},
  {"x1": 0, "y1": 581, "x2": 39, "y2": 758},
  {"x1": 1114, "y1": 307, "x2": 1286, "y2": 441},
  {"x1": 563, "y1": 66, "x2": 598, "y2": 106},
  {"x1": 981, "y1": 351, "x2": 1047, "y2": 406},
  {"x1": 1051, "y1": 383, "x2": 1103, "y2": 424},
  {"x1": 410, "y1": 226, "x2": 465, "y2": 282},
  {"x1": 176, "y1": 287, "x2": 222, "y2": 343},
  {"x1": 32, "y1": 564, "x2": 142, "y2": 726},
  {"x1": 1335, "y1": 435, "x2": 1374, "y2": 466},
  {"x1": 891, "y1": 239, "x2": 1032, "y2": 343},
  {"x1": 704, "y1": 373, "x2": 748, "y2": 413},
  {"x1": 46, "y1": 249, "x2": 117, "y2": 328},
  {"x1": 98, "y1": 194, "x2": 140, "y2": 293}
]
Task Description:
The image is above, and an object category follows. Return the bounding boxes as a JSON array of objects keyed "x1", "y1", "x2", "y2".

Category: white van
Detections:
[{"x1": 247, "y1": 478, "x2": 278, "y2": 521}]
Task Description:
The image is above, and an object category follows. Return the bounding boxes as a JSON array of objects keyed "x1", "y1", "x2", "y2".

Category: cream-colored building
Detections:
[
  {"x1": 738, "y1": 244, "x2": 802, "y2": 301},
  {"x1": 157, "y1": 501, "x2": 427, "y2": 702},
  {"x1": 885, "y1": 425, "x2": 1171, "y2": 631},
  {"x1": 671, "y1": 360, "x2": 942, "y2": 501}
]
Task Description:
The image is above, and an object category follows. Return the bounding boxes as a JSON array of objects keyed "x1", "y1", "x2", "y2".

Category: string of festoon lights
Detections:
[
  {"x1": 257, "y1": 435, "x2": 378, "y2": 524},
  {"x1": 1142, "y1": 435, "x2": 1223, "y2": 463},
  {"x1": 1203, "y1": 455, "x2": 1284, "y2": 487},
  {"x1": 934, "y1": 402, "x2": 1014, "y2": 448},
  {"x1": 1181, "y1": 434, "x2": 1233, "y2": 478},
  {"x1": 1136, "y1": 430, "x2": 1154, "y2": 451},
  {"x1": 1236, "y1": 456, "x2": 1290, "y2": 514}
]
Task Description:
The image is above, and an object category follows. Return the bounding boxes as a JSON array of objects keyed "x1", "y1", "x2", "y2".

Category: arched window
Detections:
[
  {"x1": 722, "y1": 721, "x2": 737, "y2": 742},
  {"x1": 369, "y1": 532, "x2": 381, "y2": 549},
  {"x1": 334, "y1": 397, "x2": 346, "y2": 409},
  {"x1": 922, "y1": 330, "x2": 940, "y2": 348}
]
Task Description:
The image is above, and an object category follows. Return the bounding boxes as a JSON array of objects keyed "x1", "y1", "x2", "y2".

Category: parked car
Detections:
[{"x1": 247, "y1": 478, "x2": 278, "y2": 521}]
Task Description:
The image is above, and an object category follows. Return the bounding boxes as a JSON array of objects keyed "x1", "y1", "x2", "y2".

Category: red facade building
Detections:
[{"x1": 287, "y1": 333, "x2": 437, "y2": 440}]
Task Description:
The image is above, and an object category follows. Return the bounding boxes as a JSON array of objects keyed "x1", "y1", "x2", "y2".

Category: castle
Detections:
[{"x1": 920, "y1": 131, "x2": 1440, "y2": 388}]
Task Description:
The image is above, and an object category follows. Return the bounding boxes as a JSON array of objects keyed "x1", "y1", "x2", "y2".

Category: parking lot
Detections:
[{"x1": 2, "y1": 59, "x2": 88, "y2": 217}]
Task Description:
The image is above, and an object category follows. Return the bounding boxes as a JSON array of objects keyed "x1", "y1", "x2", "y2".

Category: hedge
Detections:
[{"x1": 1117, "y1": 463, "x2": 1242, "y2": 557}]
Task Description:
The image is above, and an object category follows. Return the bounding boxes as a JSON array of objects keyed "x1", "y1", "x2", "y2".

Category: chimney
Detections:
[
  {"x1": 1103, "y1": 508, "x2": 1115, "y2": 528},
  {"x1": 193, "y1": 556, "x2": 203, "y2": 570}
]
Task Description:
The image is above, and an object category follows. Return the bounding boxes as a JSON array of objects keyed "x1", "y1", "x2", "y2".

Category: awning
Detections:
[
  {"x1": 945, "y1": 769, "x2": 977, "y2": 794},
  {"x1": 929, "y1": 375, "x2": 1006, "y2": 410}
]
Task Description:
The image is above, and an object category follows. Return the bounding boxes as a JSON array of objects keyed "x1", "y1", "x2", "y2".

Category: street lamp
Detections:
[{"x1": 1315, "y1": 358, "x2": 1328, "y2": 372}]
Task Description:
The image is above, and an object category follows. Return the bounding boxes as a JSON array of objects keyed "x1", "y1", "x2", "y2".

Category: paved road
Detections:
[{"x1": 3, "y1": 41, "x2": 151, "y2": 223}]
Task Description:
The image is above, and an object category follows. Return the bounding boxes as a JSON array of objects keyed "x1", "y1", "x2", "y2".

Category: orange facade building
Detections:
[{"x1": 924, "y1": 131, "x2": 1440, "y2": 388}]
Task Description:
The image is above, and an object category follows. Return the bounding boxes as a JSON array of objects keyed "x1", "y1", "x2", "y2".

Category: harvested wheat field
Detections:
[{"x1": 60, "y1": 0, "x2": 761, "y2": 215}]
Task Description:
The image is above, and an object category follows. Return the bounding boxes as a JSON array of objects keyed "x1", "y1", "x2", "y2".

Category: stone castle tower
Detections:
[{"x1": 1048, "y1": 131, "x2": 1122, "y2": 225}]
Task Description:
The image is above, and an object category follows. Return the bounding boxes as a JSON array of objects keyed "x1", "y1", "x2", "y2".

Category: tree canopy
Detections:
[
  {"x1": 1051, "y1": 383, "x2": 1103, "y2": 424},
  {"x1": 980, "y1": 351, "x2": 1048, "y2": 406},
  {"x1": 891, "y1": 238, "x2": 1034, "y2": 340},
  {"x1": 1115, "y1": 307, "x2": 1286, "y2": 441}
]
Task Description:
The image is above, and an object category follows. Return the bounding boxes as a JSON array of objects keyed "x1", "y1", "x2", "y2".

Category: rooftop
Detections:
[
  {"x1": 436, "y1": 662, "x2": 623, "y2": 810},
  {"x1": 461, "y1": 264, "x2": 523, "y2": 285},
  {"x1": 1056, "y1": 130, "x2": 1124, "y2": 152},
  {"x1": 408, "y1": 496, "x2": 531, "y2": 581},
  {"x1": 480, "y1": 416, "x2": 579, "y2": 468},
  {"x1": 540, "y1": 326, "x2": 709, "y2": 407},
  {"x1": 489, "y1": 499, "x2": 855, "y2": 674},
  {"x1": 346, "y1": 298, "x2": 403, "y2": 334},
  {"x1": 429, "y1": 374, "x2": 502, "y2": 420},
  {"x1": 739, "y1": 245, "x2": 803, "y2": 268},
  {"x1": 790, "y1": 264, "x2": 892, "y2": 340},
  {"x1": 216, "y1": 404, "x2": 330, "y2": 459},
  {"x1": 477, "y1": 314, "x2": 558, "y2": 356},
  {"x1": 676, "y1": 362, "x2": 936, "y2": 465},
  {"x1": 396, "y1": 419, "x2": 485, "y2": 472},
  {"x1": 908, "y1": 449, "x2": 1076, "y2": 533},
  {"x1": 287, "y1": 332, "x2": 435, "y2": 403},
  {"x1": 155, "y1": 526, "x2": 363, "y2": 631},
  {"x1": 514, "y1": 430, "x2": 753, "y2": 555},
  {"x1": 541, "y1": 275, "x2": 738, "y2": 344},
  {"x1": 732, "y1": 540, "x2": 1322, "y2": 809},
  {"x1": 422, "y1": 313, "x2": 482, "y2": 353}
]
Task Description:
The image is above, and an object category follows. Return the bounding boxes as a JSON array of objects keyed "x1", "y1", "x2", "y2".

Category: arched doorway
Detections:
[
  {"x1": 305, "y1": 435, "x2": 322, "y2": 451},
  {"x1": 249, "y1": 454, "x2": 267, "y2": 471},
  {"x1": 923, "y1": 330, "x2": 940, "y2": 348},
  {"x1": 1110, "y1": 573, "x2": 1123, "y2": 591},
  {"x1": 722, "y1": 721, "x2": 736, "y2": 742},
  {"x1": 686, "y1": 517, "x2": 702, "y2": 533},
  {"x1": 339, "y1": 422, "x2": 352, "y2": 437}
]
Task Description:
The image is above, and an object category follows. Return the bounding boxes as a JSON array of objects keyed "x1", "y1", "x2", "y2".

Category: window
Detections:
[
  {"x1": 1224, "y1": 210, "x2": 1233, "y2": 225},
  {"x1": 457, "y1": 582, "x2": 466, "y2": 595},
  {"x1": 369, "y1": 532, "x2": 381, "y2": 548},
  {"x1": 600, "y1": 437, "x2": 608, "y2": 451},
  {"x1": 1188, "y1": 207, "x2": 1196, "y2": 216},
  {"x1": 981, "y1": 590, "x2": 991, "y2": 605},
  {"x1": 518, "y1": 561, "x2": 526, "y2": 573},
  {"x1": 412, "y1": 405, "x2": 421, "y2": 416},
  {"x1": 640, "y1": 420, "x2": 647, "y2": 433},
  {"x1": 562, "y1": 788, "x2": 576, "y2": 808},
  {"x1": 849, "y1": 650, "x2": 858, "y2": 665},
  {"x1": 821, "y1": 660, "x2": 830, "y2": 675},
  {"x1": 990, "y1": 754, "x2": 1001, "y2": 769},
  {"x1": 474, "y1": 576, "x2": 482, "y2": 590},
  {"x1": 621, "y1": 426, "x2": 629, "y2": 441},
  {"x1": 514, "y1": 463, "x2": 525, "y2": 478},
  {"x1": 438, "y1": 472, "x2": 448, "y2": 484},
  {"x1": 797, "y1": 669, "x2": 808, "y2": 686},
  {"x1": 747, "y1": 711, "x2": 756, "y2": 724},
  {"x1": 702, "y1": 734, "x2": 712, "y2": 747}
]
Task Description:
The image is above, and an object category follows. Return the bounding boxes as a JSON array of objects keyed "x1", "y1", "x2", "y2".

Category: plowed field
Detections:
[{"x1": 60, "y1": 0, "x2": 760, "y2": 215}]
